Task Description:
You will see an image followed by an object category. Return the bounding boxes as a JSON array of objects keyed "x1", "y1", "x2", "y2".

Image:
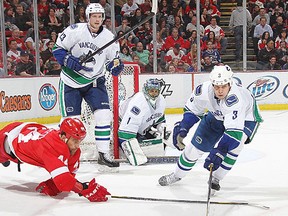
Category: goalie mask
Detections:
[
  {"x1": 60, "y1": 118, "x2": 86, "y2": 141},
  {"x1": 210, "y1": 65, "x2": 233, "y2": 86},
  {"x1": 143, "y1": 79, "x2": 161, "y2": 109},
  {"x1": 86, "y1": 3, "x2": 105, "y2": 26}
]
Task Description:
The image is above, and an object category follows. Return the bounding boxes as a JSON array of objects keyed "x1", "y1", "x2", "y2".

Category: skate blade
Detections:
[{"x1": 98, "y1": 164, "x2": 119, "y2": 173}]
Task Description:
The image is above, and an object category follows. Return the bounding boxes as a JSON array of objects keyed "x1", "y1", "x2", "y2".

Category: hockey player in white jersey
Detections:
[
  {"x1": 158, "y1": 65, "x2": 263, "y2": 194},
  {"x1": 52, "y1": 3, "x2": 124, "y2": 170},
  {"x1": 118, "y1": 78, "x2": 169, "y2": 165}
]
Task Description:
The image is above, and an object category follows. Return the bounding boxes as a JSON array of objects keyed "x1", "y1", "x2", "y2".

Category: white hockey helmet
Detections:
[
  {"x1": 210, "y1": 65, "x2": 233, "y2": 86},
  {"x1": 85, "y1": 3, "x2": 105, "y2": 23},
  {"x1": 143, "y1": 79, "x2": 161, "y2": 109}
]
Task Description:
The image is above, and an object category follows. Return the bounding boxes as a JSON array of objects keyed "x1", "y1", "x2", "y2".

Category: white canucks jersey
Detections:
[
  {"x1": 119, "y1": 92, "x2": 166, "y2": 135},
  {"x1": 55, "y1": 23, "x2": 120, "y2": 88},
  {"x1": 186, "y1": 81, "x2": 262, "y2": 131}
]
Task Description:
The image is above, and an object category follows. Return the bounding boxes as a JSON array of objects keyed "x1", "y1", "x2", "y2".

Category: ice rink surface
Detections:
[{"x1": 0, "y1": 110, "x2": 288, "y2": 216}]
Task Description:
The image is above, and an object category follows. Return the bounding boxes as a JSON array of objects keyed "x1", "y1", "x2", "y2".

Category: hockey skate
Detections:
[
  {"x1": 158, "y1": 172, "x2": 181, "y2": 186},
  {"x1": 97, "y1": 152, "x2": 120, "y2": 172},
  {"x1": 1, "y1": 161, "x2": 10, "y2": 167},
  {"x1": 210, "y1": 177, "x2": 220, "y2": 196}
]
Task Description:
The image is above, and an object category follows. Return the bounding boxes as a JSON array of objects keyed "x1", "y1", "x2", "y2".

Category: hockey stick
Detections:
[
  {"x1": 111, "y1": 195, "x2": 270, "y2": 210},
  {"x1": 206, "y1": 163, "x2": 213, "y2": 216},
  {"x1": 80, "y1": 0, "x2": 158, "y2": 64},
  {"x1": 81, "y1": 155, "x2": 179, "y2": 164}
]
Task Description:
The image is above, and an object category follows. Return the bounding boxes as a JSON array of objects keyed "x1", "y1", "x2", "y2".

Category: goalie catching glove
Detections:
[{"x1": 106, "y1": 58, "x2": 124, "y2": 76}]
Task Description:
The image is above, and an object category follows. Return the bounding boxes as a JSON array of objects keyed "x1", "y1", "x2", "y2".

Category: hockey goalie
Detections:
[
  {"x1": 118, "y1": 78, "x2": 172, "y2": 166},
  {"x1": 0, "y1": 118, "x2": 110, "y2": 202}
]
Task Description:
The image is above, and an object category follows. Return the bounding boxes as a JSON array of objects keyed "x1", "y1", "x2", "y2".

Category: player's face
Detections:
[
  {"x1": 213, "y1": 83, "x2": 230, "y2": 99},
  {"x1": 148, "y1": 89, "x2": 160, "y2": 99},
  {"x1": 66, "y1": 137, "x2": 82, "y2": 155},
  {"x1": 89, "y1": 13, "x2": 104, "y2": 32}
]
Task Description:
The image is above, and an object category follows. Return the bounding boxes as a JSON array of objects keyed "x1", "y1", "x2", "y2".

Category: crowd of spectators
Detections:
[{"x1": 1, "y1": 0, "x2": 288, "y2": 76}]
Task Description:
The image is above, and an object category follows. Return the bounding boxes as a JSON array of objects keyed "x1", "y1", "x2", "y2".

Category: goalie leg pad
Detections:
[
  {"x1": 140, "y1": 138, "x2": 165, "y2": 156},
  {"x1": 121, "y1": 138, "x2": 147, "y2": 166}
]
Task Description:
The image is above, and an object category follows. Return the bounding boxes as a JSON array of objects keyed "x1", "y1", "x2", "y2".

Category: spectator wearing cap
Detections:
[
  {"x1": 45, "y1": 57, "x2": 61, "y2": 75},
  {"x1": 15, "y1": 50, "x2": 36, "y2": 76},
  {"x1": 256, "y1": 38, "x2": 276, "y2": 70},
  {"x1": 164, "y1": 43, "x2": 185, "y2": 64}
]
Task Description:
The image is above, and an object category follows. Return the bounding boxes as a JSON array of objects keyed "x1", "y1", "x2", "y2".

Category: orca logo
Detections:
[
  {"x1": 247, "y1": 76, "x2": 279, "y2": 100},
  {"x1": 118, "y1": 82, "x2": 127, "y2": 102},
  {"x1": 38, "y1": 83, "x2": 57, "y2": 111},
  {"x1": 157, "y1": 78, "x2": 173, "y2": 98},
  {"x1": 233, "y1": 76, "x2": 242, "y2": 86},
  {"x1": 283, "y1": 84, "x2": 288, "y2": 98}
]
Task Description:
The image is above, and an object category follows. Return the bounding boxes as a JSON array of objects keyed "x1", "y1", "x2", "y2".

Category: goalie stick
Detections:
[
  {"x1": 111, "y1": 195, "x2": 270, "y2": 210},
  {"x1": 80, "y1": 0, "x2": 158, "y2": 64},
  {"x1": 81, "y1": 155, "x2": 179, "y2": 164}
]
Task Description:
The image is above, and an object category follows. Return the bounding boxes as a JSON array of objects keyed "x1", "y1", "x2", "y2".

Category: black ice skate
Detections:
[
  {"x1": 1, "y1": 161, "x2": 10, "y2": 167},
  {"x1": 98, "y1": 152, "x2": 119, "y2": 172}
]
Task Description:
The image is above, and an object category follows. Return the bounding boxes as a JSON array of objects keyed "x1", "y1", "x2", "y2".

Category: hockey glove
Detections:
[
  {"x1": 106, "y1": 58, "x2": 124, "y2": 76},
  {"x1": 64, "y1": 54, "x2": 93, "y2": 72},
  {"x1": 80, "y1": 178, "x2": 110, "y2": 202},
  {"x1": 172, "y1": 122, "x2": 187, "y2": 151},
  {"x1": 36, "y1": 179, "x2": 61, "y2": 196},
  {"x1": 204, "y1": 148, "x2": 226, "y2": 171}
]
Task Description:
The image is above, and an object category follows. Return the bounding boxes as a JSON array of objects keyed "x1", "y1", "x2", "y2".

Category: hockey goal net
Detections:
[{"x1": 80, "y1": 62, "x2": 140, "y2": 161}]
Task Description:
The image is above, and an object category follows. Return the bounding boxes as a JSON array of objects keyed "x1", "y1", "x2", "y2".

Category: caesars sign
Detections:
[{"x1": 0, "y1": 91, "x2": 31, "y2": 113}]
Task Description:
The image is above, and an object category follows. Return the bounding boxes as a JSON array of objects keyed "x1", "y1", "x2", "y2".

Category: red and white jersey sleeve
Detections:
[{"x1": 9, "y1": 123, "x2": 80, "y2": 192}]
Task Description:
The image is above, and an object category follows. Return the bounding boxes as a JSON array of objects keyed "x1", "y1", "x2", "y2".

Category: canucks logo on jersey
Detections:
[{"x1": 80, "y1": 51, "x2": 96, "y2": 65}]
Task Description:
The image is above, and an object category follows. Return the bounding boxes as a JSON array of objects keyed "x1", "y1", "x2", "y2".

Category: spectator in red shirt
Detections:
[
  {"x1": 7, "y1": 27, "x2": 26, "y2": 51},
  {"x1": 163, "y1": 27, "x2": 189, "y2": 53},
  {"x1": 139, "y1": 0, "x2": 152, "y2": 16}
]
